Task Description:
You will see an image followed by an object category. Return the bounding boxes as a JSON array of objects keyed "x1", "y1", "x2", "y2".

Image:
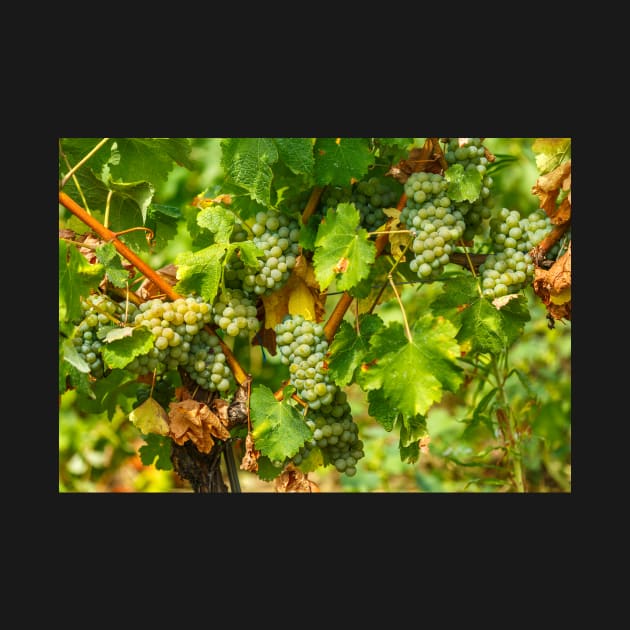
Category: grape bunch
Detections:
[
  {"x1": 238, "y1": 209, "x2": 301, "y2": 296},
  {"x1": 274, "y1": 314, "x2": 337, "y2": 411},
  {"x1": 292, "y1": 389, "x2": 365, "y2": 476},
  {"x1": 443, "y1": 137, "x2": 495, "y2": 241},
  {"x1": 126, "y1": 296, "x2": 214, "y2": 375},
  {"x1": 400, "y1": 172, "x2": 466, "y2": 282},
  {"x1": 73, "y1": 294, "x2": 138, "y2": 378},
  {"x1": 319, "y1": 175, "x2": 400, "y2": 230},
  {"x1": 351, "y1": 176, "x2": 399, "y2": 229},
  {"x1": 183, "y1": 328, "x2": 234, "y2": 392},
  {"x1": 477, "y1": 208, "x2": 552, "y2": 299},
  {"x1": 212, "y1": 288, "x2": 260, "y2": 339}
]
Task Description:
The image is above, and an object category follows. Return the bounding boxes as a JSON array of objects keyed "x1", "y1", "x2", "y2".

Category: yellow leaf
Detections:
[
  {"x1": 550, "y1": 286, "x2": 571, "y2": 305},
  {"x1": 129, "y1": 398, "x2": 170, "y2": 436},
  {"x1": 288, "y1": 281, "x2": 316, "y2": 321}
]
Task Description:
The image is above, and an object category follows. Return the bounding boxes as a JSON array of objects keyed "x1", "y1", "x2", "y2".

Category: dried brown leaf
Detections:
[
  {"x1": 532, "y1": 161, "x2": 571, "y2": 220},
  {"x1": 274, "y1": 465, "x2": 314, "y2": 493},
  {"x1": 167, "y1": 399, "x2": 230, "y2": 454},
  {"x1": 137, "y1": 264, "x2": 179, "y2": 300},
  {"x1": 240, "y1": 432, "x2": 259, "y2": 472},
  {"x1": 532, "y1": 243, "x2": 571, "y2": 321}
]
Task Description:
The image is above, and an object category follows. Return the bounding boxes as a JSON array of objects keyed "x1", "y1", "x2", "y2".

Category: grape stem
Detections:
[
  {"x1": 58, "y1": 191, "x2": 251, "y2": 386},
  {"x1": 301, "y1": 186, "x2": 324, "y2": 224}
]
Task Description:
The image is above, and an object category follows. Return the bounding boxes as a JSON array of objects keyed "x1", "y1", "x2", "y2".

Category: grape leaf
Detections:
[
  {"x1": 532, "y1": 138, "x2": 571, "y2": 175},
  {"x1": 174, "y1": 243, "x2": 226, "y2": 303},
  {"x1": 358, "y1": 316, "x2": 462, "y2": 418},
  {"x1": 61, "y1": 338, "x2": 90, "y2": 373},
  {"x1": 59, "y1": 138, "x2": 114, "y2": 182},
  {"x1": 328, "y1": 314, "x2": 383, "y2": 386},
  {"x1": 313, "y1": 138, "x2": 374, "y2": 187},
  {"x1": 250, "y1": 385, "x2": 311, "y2": 462},
  {"x1": 88, "y1": 369, "x2": 139, "y2": 419},
  {"x1": 100, "y1": 327, "x2": 155, "y2": 370},
  {"x1": 139, "y1": 434, "x2": 173, "y2": 470},
  {"x1": 313, "y1": 203, "x2": 376, "y2": 291},
  {"x1": 106, "y1": 178, "x2": 155, "y2": 225},
  {"x1": 129, "y1": 398, "x2": 170, "y2": 436},
  {"x1": 221, "y1": 138, "x2": 279, "y2": 207},
  {"x1": 234, "y1": 240, "x2": 263, "y2": 269},
  {"x1": 109, "y1": 138, "x2": 193, "y2": 184},
  {"x1": 397, "y1": 414, "x2": 427, "y2": 463},
  {"x1": 366, "y1": 389, "x2": 398, "y2": 431},
  {"x1": 376, "y1": 138, "x2": 414, "y2": 148},
  {"x1": 445, "y1": 163, "x2": 482, "y2": 203},
  {"x1": 453, "y1": 294, "x2": 529, "y2": 354},
  {"x1": 274, "y1": 138, "x2": 314, "y2": 176},
  {"x1": 197, "y1": 206, "x2": 236, "y2": 244},
  {"x1": 95, "y1": 242, "x2": 131, "y2": 288},
  {"x1": 59, "y1": 241, "x2": 104, "y2": 324}
]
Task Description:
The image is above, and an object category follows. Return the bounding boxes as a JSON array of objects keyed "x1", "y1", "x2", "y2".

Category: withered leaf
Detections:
[
  {"x1": 532, "y1": 161, "x2": 571, "y2": 219},
  {"x1": 274, "y1": 465, "x2": 314, "y2": 493},
  {"x1": 168, "y1": 399, "x2": 230, "y2": 454},
  {"x1": 137, "y1": 264, "x2": 178, "y2": 300},
  {"x1": 240, "y1": 432, "x2": 259, "y2": 472},
  {"x1": 533, "y1": 243, "x2": 571, "y2": 321}
]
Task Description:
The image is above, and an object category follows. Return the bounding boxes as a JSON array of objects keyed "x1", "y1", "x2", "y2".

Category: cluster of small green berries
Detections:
[
  {"x1": 401, "y1": 172, "x2": 466, "y2": 281},
  {"x1": 274, "y1": 314, "x2": 336, "y2": 411}
]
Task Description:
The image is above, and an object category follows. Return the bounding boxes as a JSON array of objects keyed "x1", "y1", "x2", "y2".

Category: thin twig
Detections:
[{"x1": 60, "y1": 137, "x2": 110, "y2": 189}]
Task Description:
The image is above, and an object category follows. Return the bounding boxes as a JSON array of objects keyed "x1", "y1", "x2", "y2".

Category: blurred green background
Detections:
[{"x1": 58, "y1": 138, "x2": 571, "y2": 492}]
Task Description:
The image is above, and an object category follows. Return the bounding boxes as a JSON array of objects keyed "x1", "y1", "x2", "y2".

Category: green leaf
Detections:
[
  {"x1": 456, "y1": 294, "x2": 530, "y2": 355},
  {"x1": 250, "y1": 385, "x2": 311, "y2": 462},
  {"x1": 89, "y1": 369, "x2": 139, "y2": 419},
  {"x1": 139, "y1": 434, "x2": 173, "y2": 470},
  {"x1": 221, "y1": 138, "x2": 279, "y2": 207},
  {"x1": 397, "y1": 414, "x2": 427, "y2": 463},
  {"x1": 445, "y1": 163, "x2": 482, "y2": 203},
  {"x1": 59, "y1": 241, "x2": 104, "y2": 324},
  {"x1": 366, "y1": 389, "x2": 398, "y2": 431},
  {"x1": 95, "y1": 242, "x2": 130, "y2": 288},
  {"x1": 274, "y1": 138, "x2": 314, "y2": 176},
  {"x1": 197, "y1": 206, "x2": 236, "y2": 244},
  {"x1": 358, "y1": 316, "x2": 462, "y2": 417},
  {"x1": 233, "y1": 240, "x2": 263, "y2": 269},
  {"x1": 532, "y1": 138, "x2": 571, "y2": 175},
  {"x1": 100, "y1": 327, "x2": 155, "y2": 370},
  {"x1": 328, "y1": 314, "x2": 383, "y2": 386},
  {"x1": 106, "y1": 178, "x2": 155, "y2": 225},
  {"x1": 110, "y1": 138, "x2": 193, "y2": 184},
  {"x1": 313, "y1": 138, "x2": 374, "y2": 187},
  {"x1": 313, "y1": 203, "x2": 376, "y2": 291},
  {"x1": 375, "y1": 138, "x2": 413, "y2": 148},
  {"x1": 61, "y1": 338, "x2": 90, "y2": 373},
  {"x1": 174, "y1": 243, "x2": 227, "y2": 303}
]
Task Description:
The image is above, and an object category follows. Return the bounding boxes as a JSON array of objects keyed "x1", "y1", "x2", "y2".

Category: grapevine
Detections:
[{"x1": 59, "y1": 137, "x2": 571, "y2": 493}]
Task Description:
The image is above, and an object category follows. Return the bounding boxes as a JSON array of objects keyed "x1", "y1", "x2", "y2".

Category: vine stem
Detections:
[
  {"x1": 388, "y1": 273, "x2": 412, "y2": 342},
  {"x1": 58, "y1": 191, "x2": 250, "y2": 386}
]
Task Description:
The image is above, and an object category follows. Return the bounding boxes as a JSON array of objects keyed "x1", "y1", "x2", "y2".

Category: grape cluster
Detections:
[
  {"x1": 319, "y1": 176, "x2": 400, "y2": 230},
  {"x1": 293, "y1": 390, "x2": 365, "y2": 476},
  {"x1": 183, "y1": 328, "x2": 234, "y2": 392},
  {"x1": 400, "y1": 172, "x2": 466, "y2": 281},
  {"x1": 351, "y1": 177, "x2": 399, "y2": 229},
  {"x1": 274, "y1": 314, "x2": 337, "y2": 411},
  {"x1": 73, "y1": 294, "x2": 138, "y2": 378},
  {"x1": 443, "y1": 137, "x2": 495, "y2": 241},
  {"x1": 477, "y1": 208, "x2": 551, "y2": 298},
  {"x1": 237, "y1": 209, "x2": 301, "y2": 296},
  {"x1": 212, "y1": 288, "x2": 260, "y2": 339}
]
